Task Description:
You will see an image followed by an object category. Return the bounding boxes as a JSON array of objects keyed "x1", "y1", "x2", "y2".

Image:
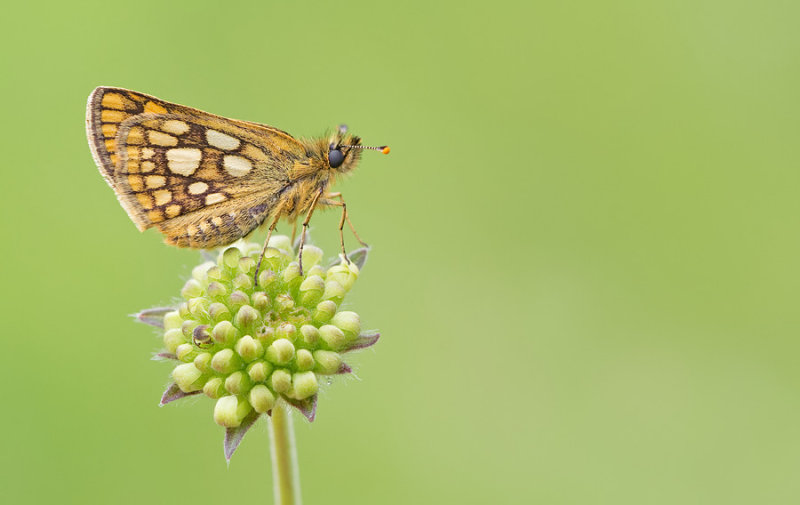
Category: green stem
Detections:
[{"x1": 269, "y1": 401, "x2": 302, "y2": 505}]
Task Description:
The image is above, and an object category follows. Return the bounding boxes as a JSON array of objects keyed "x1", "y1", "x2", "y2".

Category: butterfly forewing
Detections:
[{"x1": 86, "y1": 87, "x2": 308, "y2": 248}]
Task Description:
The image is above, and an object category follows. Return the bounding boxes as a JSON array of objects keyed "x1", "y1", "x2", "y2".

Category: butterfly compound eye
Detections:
[{"x1": 328, "y1": 148, "x2": 345, "y2": 168}]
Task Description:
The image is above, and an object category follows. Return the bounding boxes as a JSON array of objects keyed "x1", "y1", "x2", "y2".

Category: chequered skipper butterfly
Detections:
[{"x1": 86, "y1": 87, "x2": 389, "y2": 276}]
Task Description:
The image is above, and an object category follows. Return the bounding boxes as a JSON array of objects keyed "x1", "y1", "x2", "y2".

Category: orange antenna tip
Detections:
[{"x1": 381, "y1": 146, "x2": 390, "y2": 155}]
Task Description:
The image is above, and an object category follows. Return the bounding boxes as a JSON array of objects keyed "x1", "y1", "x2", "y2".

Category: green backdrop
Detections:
[{"x1": 2, "y1": 1, "x2": 799, "y2": 503}]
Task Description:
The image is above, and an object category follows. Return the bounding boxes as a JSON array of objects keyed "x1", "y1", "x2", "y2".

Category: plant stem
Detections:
[{"x1": 269, "y1": 401, "x2": 302, "y2": 505}]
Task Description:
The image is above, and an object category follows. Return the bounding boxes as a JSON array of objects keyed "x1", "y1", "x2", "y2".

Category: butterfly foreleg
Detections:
[{"x1": 320, "y1": 192, "x2": 368, "y2": 264}]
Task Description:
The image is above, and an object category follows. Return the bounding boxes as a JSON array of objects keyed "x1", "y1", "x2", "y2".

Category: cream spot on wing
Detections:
[
  {"x1": 141, "y1": 148, "x2": 155, "y2": 159},
  {"x1": 199, "y1": 221, "x2": 211, "y2": 233},
  {"x1": 205, "y1": 193, "x2": 227, "y2": 205},
  {"x1": 148, "y1": 130, "x2": 178, "y2": 146},
  {"x1": 186, "y1": 224, "x2": 198, "y2": 236},
  {"x1": 206, "y1": 129, "x2": 241, "y2": 150},
  {"x1": 188, "y1": 182, "x2": 208, "y2": 194},
  {"x1": 166, "y1": 148, "x2": 202, "y2": 176},
  {"x1": 162, "y1": 120, "x2": 190, "y2": 135},
  {"x1": 211, "y1": 217, "x2": 223, "y2": 226},
  {"x1": 223, "y1": 155, "x2": 253, "y2": 177},
  {"x1": 141, "y1": 161, "x2": 155, "y2": 172},
  {"x1": 154, "y1": 190, "x2": 172, "y2": 206},
  {"x1": 165, "y1": 204, "x2": 182, "y2": 218},
  {"x1": 145, "y1": 175, "x2": 166, "y2": 188}
]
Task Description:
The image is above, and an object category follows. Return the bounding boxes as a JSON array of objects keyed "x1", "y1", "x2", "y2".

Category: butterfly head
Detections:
[{"x1": 327, "y1": 124, "x2": 389, "y2": 173}]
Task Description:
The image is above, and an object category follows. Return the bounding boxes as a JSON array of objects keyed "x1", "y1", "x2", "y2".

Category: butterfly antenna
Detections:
[{"x1": 341, "y1": 144, "x2": 391, "y2": 155}]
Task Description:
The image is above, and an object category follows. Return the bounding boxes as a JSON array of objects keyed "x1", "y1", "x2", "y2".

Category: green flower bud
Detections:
[
  {"x1": 213, "y1": 395, "x2": 252, "y2": 428},
  {"x1": 247, "y1": 360, "x2": 272, "y2": 383},
  {"x1": 176, "y1": 343, "x2": 199, "y2": 362},
  {"x1": 205, "y1": 265, "x2": 223, "y2": 281},
  {"x1": 207, "y1": 281, "x2": 228, "y2": 298},
  {"x1": 299, "y1": 275, "x2": 325, "y2": 306},
  {"x1": 298, "y1": 245, "x2": 323, "y2": 269},
  {"x1": 227, "y1": 290, "x2": 250, "y2": 311},
  {"x1": 313, "y1": 300, "x2": 337, "y2": 324},
  {"x1": 258, "y1": 269, "x2": 276, "y2": 290},
  {"x1": 181, "y1": 320, "x2": 199, "y2": 338},
  {"x1": 326, "y1": 264, "x2": 356, "y2": 292},
  {"x1": 319, "y1": 324, "x2": 346, "y2": 350},
  {"x1": 266, "y1": 338, "x2": 295, "y2": 365},
  {"x1": 295, "y1": 349, "x2": 315, "y2": 371},
  {"x1": 181, "y1": 279, "x2": 203, "y2": 299},
  {"x1": 163, "y1": 310, "x2": 182, "y2": 330},
  {"x1": 225, "y1": 371, "x2": 251, "y2": 395},
  {"x1": 276, "y1": 323, "x2": 297, "y2": 341},
  {"x1": 173, "y1": 363, "x2": 204, "y2": 392},
  {"x1": 275, "y1": 294, "x2": 295, "y2": 312},
  {"x1": 212, "y1": 320, "x2": 239, "y2": 346},
  {"x1": 283, "y1": 262, "x2": 301, "y2": 283},
  {"x1": 203, "y1": 377, "x2": 226, "y2": 399},
  {"x1": 222, "y1": 247, "x2": 241, "y2": 269},
  {"x1": 232, "y1": 273, "x2": 253, "y2": 291},
  {"x1": 306, "y1": 264, "x2": 325, "y2": 278},
  {"x1": 269, "y1": 369, "x2": 292, "y2": 394},
  {"x1": 313, "y1": 350, "x2": 343, "y2": 375},
  {"x1": 251, "y1": 292, "x2": 270, "y2": 312},
  {"x1": 177, "y1": 302, "x2": 190, "y2": 319},
  {"x1": 163, "y1": 328, "x2": 185, "y2": 353},
  {"x1": 321, "y1": 280, "x2": 346, "y2": 304},
  {"x1": 208, "y1": 302, "x2": 231, "y2": 322},
  {"x1": 238, "y1": 256, "x2": 256, "y2": 275},
  {"x1": 235, "y1": 335, "x2": 264, "y2": 362},
  {"x1": 331, "y1": 311, "x2": 361, "y2": 341},
  {"x1": 188, "y1": 297, "x2": 210, "y2": 319},
  {"x1": 269, "y1": 235, "x2": 292, "y2": 253},
  {"x1": 193, "y1": 352, "x2": 212, "y2": 373},
  {"x1": 249, "y1": 385, "x2": 276, "y2": 413},
  {"x1": 299, "y1": 325, "x2": 320, "y2": 346},
  {"x1": 211, "y1": 348, "x2": 242, "y2": 374},
  {"x1": 233, "y1": 305, "x2": 259, "y2": 329},
  {"x1": 292, "y1": 371, "x2": 318, "y2": 400}
]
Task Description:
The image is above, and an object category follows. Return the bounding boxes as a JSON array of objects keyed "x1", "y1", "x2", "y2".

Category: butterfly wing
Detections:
[{"x1": 86, "y1": 87, "x2": 306, "y2": 248}]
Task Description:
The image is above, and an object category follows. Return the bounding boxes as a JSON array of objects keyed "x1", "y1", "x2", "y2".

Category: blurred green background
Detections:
[{"x1": 2, "y1": 0, "x2": 799, "y2": 503}]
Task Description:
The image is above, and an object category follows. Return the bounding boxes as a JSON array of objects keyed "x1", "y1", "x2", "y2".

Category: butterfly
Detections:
[{"x1": 85, "y1": 87, "x2": 388, "y2": 276}]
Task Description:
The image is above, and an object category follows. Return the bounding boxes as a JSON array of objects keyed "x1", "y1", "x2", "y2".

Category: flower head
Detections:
[{"x1": 138, "y1": 236, "x2": 379, "y2": 459}]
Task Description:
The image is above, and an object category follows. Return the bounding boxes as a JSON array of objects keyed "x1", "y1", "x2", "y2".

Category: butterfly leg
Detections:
[
  {"x1": 254, "y1": 212, "x2": 283, "y2": 285},
  {"x1": 320, "y1": 192, "x2": 369, "y2": 264},
  {"x1": 298, "y1": 190, "x2": 324, "y2": 276}
]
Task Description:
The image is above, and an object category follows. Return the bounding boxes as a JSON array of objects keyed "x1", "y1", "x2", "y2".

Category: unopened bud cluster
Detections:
[{"x1": 162, "y1": 237, "x2": 364, "y2": 428}]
